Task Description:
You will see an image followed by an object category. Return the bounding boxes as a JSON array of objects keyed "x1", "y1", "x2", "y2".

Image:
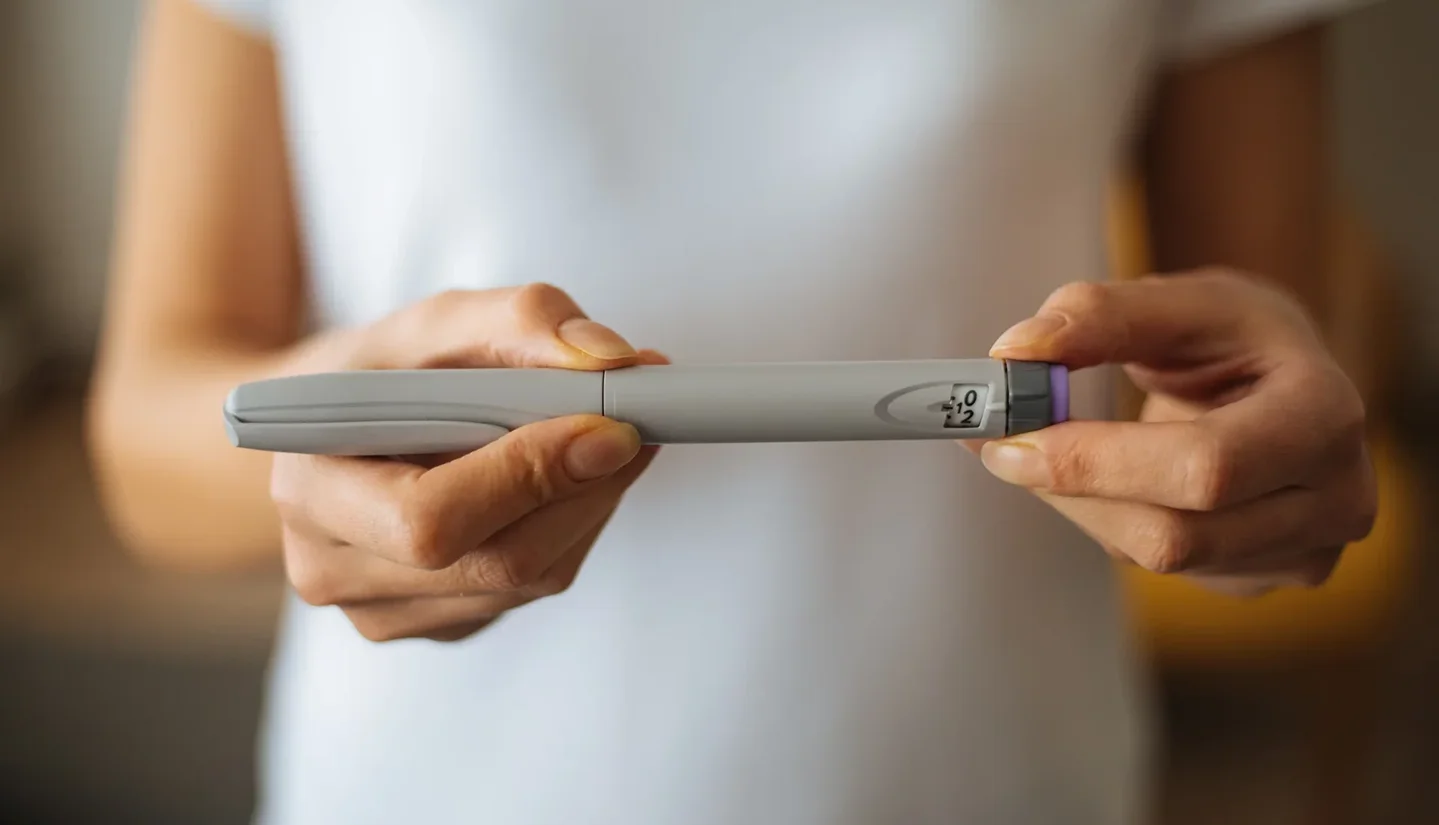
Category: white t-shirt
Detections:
[{"x1": 195, "y1": 1, "x2": 1363, "y2": 823}]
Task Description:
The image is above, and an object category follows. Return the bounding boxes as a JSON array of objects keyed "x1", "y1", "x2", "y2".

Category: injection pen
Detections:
[{"x1": 223, "y1": 359, "x2": 1069, "y2": 457}]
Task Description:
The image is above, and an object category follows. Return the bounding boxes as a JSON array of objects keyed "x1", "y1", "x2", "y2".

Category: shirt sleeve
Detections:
[
  {"x1": 1159, "y1": 0, "x2": 1376, "y2": 63},
  {"x1": 191, "y1": 0, "x2": 272, "y2": 36}
]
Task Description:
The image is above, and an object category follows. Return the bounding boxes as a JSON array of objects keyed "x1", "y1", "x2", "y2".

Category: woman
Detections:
[{"x1": 89, "y1": 0, "x2": 1377, "y2": 822}]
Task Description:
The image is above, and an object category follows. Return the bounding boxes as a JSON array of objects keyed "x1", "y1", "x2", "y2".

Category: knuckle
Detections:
[
  {"x1": 411, "y1": 289, "x2": 470, "y2": 330},
  {"x1": 1344, "y1": 475, "x2": 1380, "y2": 543},
  {"x1": 1049, "y1": 281, "x2": 1111, "y2": 317},
  {"x1": 268, "y1": 458, "x2": 307, "y2": 512},
  {"x1": 1317, "y1": 451, "x2": 1378, "y2": 546},
  {"x1": 284, "y1": 544, "x2": 340, "y2": 607},
  {"x1": 1354, "y1": 498, "x2": 1379, "y2": 542},
  {"x1": 1295, "y1": 553, "x2": 1342, "y2": 588},
  {"x1": 416, "y1": 287, "x2": 484, "y2": 332},
  {"x1": 1043, "y1": 444, "x2": 1090, "y2": 494},
  {"x1": 1136, "y1": 511, "x2": 1201, "y2": 574},
  {"x1": 531, "y1": 565, "x2": 580, "y2": 597},
  {"x1": 392, "y1": 495, "x2": 456, "y2": 570},
  {"x1": 509, "y1": 282, "x2": 572, "y2": 320},
  {"x1": 1300, "y1": 369, "x2": 1369, "y2": 470},
  {"x1": 424, "y1": 620, "x2": 495, "y2": 642},
  {"x1": 345, "y1": 611, "x2": 407, "y2": 643},
  {"x1": 426, "y1": 288, "x2": 472, "y2": 314},
  {"x1": 1299, "y1": 359, "x2": 1367, "y2": 426},
  {"x1": 1192, "y1": 265, "x2": 1244, "y2": 287},
  {"x1": 500, "y1": 435, "x2": 563, "y2": 508},
  {"x1": 1180, "y1": 429, "x2": 1233, "y2": 511},
  {"x1": 465, "y1": 548, "x2": 540, "y2": 592},
  {"x1": 1190, "y1": 267, "x2": 1261, "y2": 301},
  {"x1": 1334, "y1": 390, "x2": 1369, "y2": 450}
]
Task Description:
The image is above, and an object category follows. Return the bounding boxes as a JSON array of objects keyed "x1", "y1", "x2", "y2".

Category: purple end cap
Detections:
[{"x1": 1050, "y1": 364, "x2": 1069, "y2": 424}]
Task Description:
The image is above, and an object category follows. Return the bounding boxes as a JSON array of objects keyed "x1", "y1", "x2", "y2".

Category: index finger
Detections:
[
  {"x1": 359, "y1": 283, "x2": 644, "y2": 371},
  {"x1": 292, "y1": 414, "x2": 643, "y2": 570},
  {"x1": 980, "y1": 365, "x2": 1354, "y2": 509},
  {"x1": 989, "y1": 271, "x2": 1320, "y2": 371}
]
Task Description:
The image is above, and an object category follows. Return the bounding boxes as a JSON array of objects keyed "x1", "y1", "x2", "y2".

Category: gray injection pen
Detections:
[{"x1": 223, "y1": 359, "x2": 1069, "y2": 457}]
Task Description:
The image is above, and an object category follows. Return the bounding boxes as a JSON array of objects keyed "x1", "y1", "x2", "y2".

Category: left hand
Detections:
[{"x1": 971, "y1": 269, "x2": 1378, "y2": 597}]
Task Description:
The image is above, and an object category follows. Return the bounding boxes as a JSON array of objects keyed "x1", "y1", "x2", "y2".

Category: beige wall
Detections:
[{"x1": 0, "y1": 0, "x2": 1433, "y2": 363}]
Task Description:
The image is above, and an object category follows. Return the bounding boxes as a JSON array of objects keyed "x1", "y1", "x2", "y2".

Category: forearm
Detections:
[
  {"x1": 87, "y1": 331, "x2": 348, "y2": 570},
  {"x1": 92, "y1": 1, "x2": 317, "y2": 571}
]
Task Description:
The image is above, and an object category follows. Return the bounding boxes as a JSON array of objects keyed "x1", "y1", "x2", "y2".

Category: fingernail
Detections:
[
  {"x1": 558, "y1": 318, "x2": 637, "y2": 360},
  {"x1": 565, "y1": 422, "x2": 642, "y2": 480},
  {"x1": 990, "y1": 314, "x2": 1067, "y2": 354},
  {"x1": 979, "y1": 440, "x2": 1052, "y2": 487}
]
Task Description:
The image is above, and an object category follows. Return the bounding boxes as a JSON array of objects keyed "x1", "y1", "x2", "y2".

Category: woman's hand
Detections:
[
  {"x1": 272, "y1": 284, "x2": 661, "y2": 642},
  {"x1": 974, "y1": 269, "x2": 1377, "y2": 597}
]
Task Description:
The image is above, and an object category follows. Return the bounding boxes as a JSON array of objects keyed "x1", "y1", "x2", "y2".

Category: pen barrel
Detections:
[
  {"x1": 223, "y1": 360, "x2": 1066, "y2": 455},
  {"x1": 603, "y1": 359, "x2": 1050, "y2": 443}
]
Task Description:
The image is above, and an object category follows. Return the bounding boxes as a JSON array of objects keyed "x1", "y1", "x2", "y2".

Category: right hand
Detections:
[{"x1": 271, "y1": 284, "x2": 660, "y2": 642}]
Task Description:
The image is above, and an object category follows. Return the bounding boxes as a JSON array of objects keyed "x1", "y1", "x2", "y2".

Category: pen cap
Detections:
[{"x1": 223, "y1": 368, "x2": 606, "y2": 455}]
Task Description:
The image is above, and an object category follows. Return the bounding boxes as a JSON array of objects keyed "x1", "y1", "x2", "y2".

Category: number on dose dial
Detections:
[{"x1": 942, "y1": 385, "x2": 987, "y2": 429}]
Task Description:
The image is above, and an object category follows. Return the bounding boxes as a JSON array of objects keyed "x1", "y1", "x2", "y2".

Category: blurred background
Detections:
[{"x1": 0, "y1": 1, "x2": 1435, "y2": 823}]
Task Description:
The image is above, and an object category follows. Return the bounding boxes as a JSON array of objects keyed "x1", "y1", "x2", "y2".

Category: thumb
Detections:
[{"x1": 988, "y1": 273, "x2": 1283, "y2": 370}]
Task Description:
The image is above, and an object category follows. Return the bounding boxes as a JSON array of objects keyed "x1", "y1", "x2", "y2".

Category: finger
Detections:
[
  {"x1": 285, "y1": 447, "x2": 653, "y2": 604},
  {"x1": 980, "y1": 416, "x2": 1295, "y2": 510},
  {"x1": 1182, "y1": 546, "x2": 1346, "y2": 596},
  {"x1": 359, "y1": 282, "x2": 642, "y2": 371},
  {"x1": 343, "y1": 594, "x2": 528, "y2": 642},
  {"x1": 518, "y1": 507, "x2": 615, "y2": 599},
  {"x1": 411, "y1": 419, "x2": 646, "y2": 568},
  {"x1": 338, "y1": 509, "x2": 618, "y2": 643},
  {"x1": 977, "y1": 416, "x2": 1288, "y2": 511},
  {"x1": 281, "y1": 438, "x2": 651, "y2": 600},
  {"x1": 1136, "y1": 393, "x2": 1203, "y2": 424},
  {"x1": 1175, "y1": 548, "x2": 1344, "y2": 598},
  {"x1": 989, "y1": 271, "x2": 1316, "y2": 371},
  {"x1": 276, "y1": 415, "x2": 642, "y2": 569},
  {"x1": 981, "y1": 359, "x2": 1362, "y2": 509},
  {"x1": 395, "y1": 349, "x2": 668, "y2": 470},
  {"x1": 284, "y1": 483, "x2": 612, "y2": 605},
  {"x1": 422, "y1": 619, "x2": 498, "y2": 643},
  {"x1": 1042, "y1": 485, "x2": 1330, "y2": 575},
  {"x1": 434, "y1": 444, "x2": 655, "y2": 594}
]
